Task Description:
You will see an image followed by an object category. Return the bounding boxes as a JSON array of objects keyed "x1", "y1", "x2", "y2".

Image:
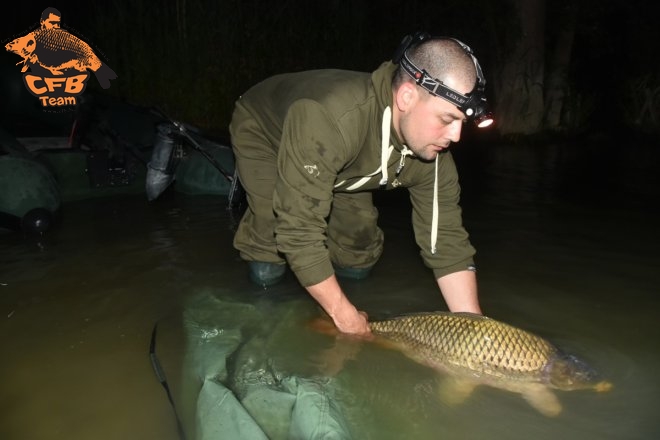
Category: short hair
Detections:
[
  {"x1": 40, "y1": 7, "x2": 62, "y2": 22},
  {"x1": 393, "y1": 38, "x2": 477, "y2": 94}
]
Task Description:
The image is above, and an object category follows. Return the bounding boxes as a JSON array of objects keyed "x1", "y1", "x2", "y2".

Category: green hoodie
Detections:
[{"x1": 230, "y1": 61, "x2": 475, "y2": 286}]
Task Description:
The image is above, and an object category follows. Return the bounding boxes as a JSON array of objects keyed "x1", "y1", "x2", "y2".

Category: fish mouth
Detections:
[
  {"x1": 546, "y1": 353, "x2": 611, "y2": 391},
  {"x1": 593, "y1": 380, "x2": 613, "y2": 392}
]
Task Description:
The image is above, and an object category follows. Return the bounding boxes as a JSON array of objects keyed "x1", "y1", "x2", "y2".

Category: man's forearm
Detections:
[{"x1": 436, "y1": 270, "x2": 481, "y2": 314}]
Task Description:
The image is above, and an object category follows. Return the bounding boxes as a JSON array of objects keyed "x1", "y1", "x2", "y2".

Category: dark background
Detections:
[{"x1": 2, "y1": 0, "x2": 659, "y2": 140}]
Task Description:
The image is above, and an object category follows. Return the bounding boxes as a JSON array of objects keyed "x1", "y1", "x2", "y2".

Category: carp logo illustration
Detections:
[{"x1": 4, "y1": 7, "x2": 117, "y2": 108}]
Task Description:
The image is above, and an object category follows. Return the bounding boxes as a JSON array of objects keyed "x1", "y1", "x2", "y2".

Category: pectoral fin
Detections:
[
  {"x1": 522, "y1": 386, "x2": 562, "y2": 417},
  {"x1": 437, "y1": 377, "x2": 478, "y2": 406},
  {"x1": 306, "y1": 316, "x2": 338, "y2": 336}
]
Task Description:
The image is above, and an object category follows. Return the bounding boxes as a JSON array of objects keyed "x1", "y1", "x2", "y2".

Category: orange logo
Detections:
[{"x1": 4, "y1": 7, "x2": 117, "y2": 108}]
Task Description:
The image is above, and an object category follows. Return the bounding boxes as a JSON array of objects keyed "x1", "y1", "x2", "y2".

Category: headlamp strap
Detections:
[
  {"x1": 399, "y1": 51, "x2": 471, "y2": 109},
  {"x1": 393, "y1": 33, "x2": 487, "y2": 116}
]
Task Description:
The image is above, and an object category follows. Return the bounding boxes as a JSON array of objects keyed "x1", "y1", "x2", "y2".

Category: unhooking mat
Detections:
[{"x1": 154, "y1": 292, "x2": 352, "y2": 440}]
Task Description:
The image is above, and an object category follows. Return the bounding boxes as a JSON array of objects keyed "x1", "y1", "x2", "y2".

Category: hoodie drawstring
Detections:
[
  {"x1": 378, "y1": 106, "x2": 439, "y2": 254},
  {"x1": 339, "y1": 107, "x2": 393, "y2": 191},
  {"x1": 431, "y1": 155, "x2": 439, "y2": 254},
  {"x1": 340, "y1": 105, "x2": 439, "y2": 254},
  {"x1": 378, "y1": 106, "x2": 392, "y2": 186},
  {"x1": 396, "y1": 145, "x2": 414, "y2": 175}
]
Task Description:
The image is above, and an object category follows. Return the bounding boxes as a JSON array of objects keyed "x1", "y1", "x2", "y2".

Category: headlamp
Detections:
[{"x1": 393, "y1": 32, "x2": 494, "y2": 128}]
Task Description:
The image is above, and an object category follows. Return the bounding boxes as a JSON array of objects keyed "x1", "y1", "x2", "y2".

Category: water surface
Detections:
[{"x1": 1, "y1": 139, "x2": 658, "y2": 439}]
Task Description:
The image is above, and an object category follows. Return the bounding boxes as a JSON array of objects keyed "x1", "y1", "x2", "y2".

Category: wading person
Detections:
[{"x1": 229, "y1": 32, "x2": 494, "y2": 336}]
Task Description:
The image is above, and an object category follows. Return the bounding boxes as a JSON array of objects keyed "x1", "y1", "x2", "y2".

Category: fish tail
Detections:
[{"x1": 93, "y1": 64, "x2": 117, "y2": 89}]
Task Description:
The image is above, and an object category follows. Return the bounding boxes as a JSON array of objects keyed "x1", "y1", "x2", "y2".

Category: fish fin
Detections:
[
  {"x1": 437, "y1": 377, "x2": 478, "y2": 406},
  {"x1": 307, "y1": 314, "x2": 366, "y2": 376},
  {"x1": 521, "y1": 385, "x2": 562, "y2": 417},
  {"x1": 94, "y1": 64, "x2": 117, "y2": 89},
  {"x1": 452, "y1": 311, "x2": 492, "y2": 320},
  {"x1": 306, "y1": 316, "x2": 339, "y2": 336},
  {"x1": 310, "y1": 338, "x2": 363, "y2": 377},
  {"x1": 371, "y1": 337, "x2": 404, "y2": 352}
]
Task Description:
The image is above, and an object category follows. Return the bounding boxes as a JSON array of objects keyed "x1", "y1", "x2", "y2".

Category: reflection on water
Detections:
[{"x1": 1, "y1": 140, "x2": 659, "y2": 439}]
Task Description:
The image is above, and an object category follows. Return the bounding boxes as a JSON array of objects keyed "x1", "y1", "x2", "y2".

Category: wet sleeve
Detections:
[
  {"x1": 273, "y1": 99, "x2": 348, "y2": 286},
  {"x1": 408, "y1": 153, "x2": 475, "y2": 278}
]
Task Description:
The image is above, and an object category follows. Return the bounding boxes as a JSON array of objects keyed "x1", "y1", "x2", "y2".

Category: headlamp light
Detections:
[{"x1": 393, "y1": 32, "x2": 494, "y2": 128}]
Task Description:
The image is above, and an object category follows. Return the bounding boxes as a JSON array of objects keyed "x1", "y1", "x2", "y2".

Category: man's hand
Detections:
[
  {"x1": 306, "y1": 274, "x2": 372, "y2": 337},
  {"x1": 332, "y1": 309, "x2": 371, "y2": 336}
]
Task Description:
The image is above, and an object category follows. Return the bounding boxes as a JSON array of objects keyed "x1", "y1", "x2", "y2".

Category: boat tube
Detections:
[{"x1": 0, "y1": 128, "x2": 60, "y2": 234}]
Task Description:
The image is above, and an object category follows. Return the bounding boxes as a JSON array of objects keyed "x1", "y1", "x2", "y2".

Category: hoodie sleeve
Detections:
[
  {"x1": 407, "y1": 152, "x2": 476, "y2": 278},
  {"x1": 273, "y1": 99, "x2": 349, "y2": 286}
]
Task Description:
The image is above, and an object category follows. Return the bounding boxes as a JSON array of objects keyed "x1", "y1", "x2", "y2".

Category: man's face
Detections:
[
  {"x1": 41, "y1": 13, "x2": 61, "y2": 29},
  {"x1": 397, "y1": 83, "x2": 468, "y2": 161}
]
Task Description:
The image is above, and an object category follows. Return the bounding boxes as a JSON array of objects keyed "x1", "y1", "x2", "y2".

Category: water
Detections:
[{"x1": 1, "y1": 139, "x2": 659, "y2": 439}]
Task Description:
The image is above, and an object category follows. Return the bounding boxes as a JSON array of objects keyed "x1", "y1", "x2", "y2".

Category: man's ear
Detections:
[{"x1": 394, "y1": 81, "x2": 417, "y2": 113}]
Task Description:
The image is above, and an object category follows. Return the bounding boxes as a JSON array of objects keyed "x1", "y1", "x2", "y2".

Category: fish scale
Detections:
[
  {"x1": 34, "y1": 29, "x2": 96, "y2": 63},
  {"x1": 369, "y1": 312, "x2": 559, "y2": 381}
]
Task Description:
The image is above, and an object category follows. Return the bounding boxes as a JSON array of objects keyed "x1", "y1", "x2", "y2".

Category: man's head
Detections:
[
  {"x1": 393, "y1": 38, "x2": 477, "y2": 97},
  {"x1": 392, "y1": 35, "x2": 489, "y2": 161},
  {"x1": 40, "y1": 8, "x2": 62, "y2": 29}
]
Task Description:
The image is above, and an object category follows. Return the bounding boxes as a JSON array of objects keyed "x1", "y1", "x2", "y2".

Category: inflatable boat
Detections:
[
  {"x1": 0, "y1": 95, "x2": 238, "y2": 235},
  {"x1": 0, "y1": 128, "x2": 60, "y2": 234}
]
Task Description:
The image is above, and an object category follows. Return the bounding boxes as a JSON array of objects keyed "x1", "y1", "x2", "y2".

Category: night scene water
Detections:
[{"x1": 1, "y1": 135, "x2": 659, "y2": 440}]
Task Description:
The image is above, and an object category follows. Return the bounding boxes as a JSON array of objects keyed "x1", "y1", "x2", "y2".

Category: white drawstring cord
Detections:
[
  {"x1": 431, "y1": 154, "x2": 439, "y2": 254},
  {"x1": 379, "y1": 106, "x2": 392, "y2": 186}
]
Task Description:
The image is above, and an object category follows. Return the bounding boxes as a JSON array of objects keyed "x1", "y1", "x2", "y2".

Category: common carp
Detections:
[
  {"x1": 5, "y1": 28, "x2": 116, "y2": 89},
  {"x1": 367, "y1": 311, "x2": 612, "y2": 416}
]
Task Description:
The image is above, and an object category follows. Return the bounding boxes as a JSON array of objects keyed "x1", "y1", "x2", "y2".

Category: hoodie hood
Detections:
[{"x1": 371, "y1": 61, "x2": 405, "y2": 151}]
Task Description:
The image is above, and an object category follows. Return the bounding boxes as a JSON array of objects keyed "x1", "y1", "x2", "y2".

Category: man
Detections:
[
  {"x1": 40, "y1": 7, "x2": 62, "y2": 29},
  {"x1": 229, "y1": 33, "x2": 493, "y2": 336}
]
